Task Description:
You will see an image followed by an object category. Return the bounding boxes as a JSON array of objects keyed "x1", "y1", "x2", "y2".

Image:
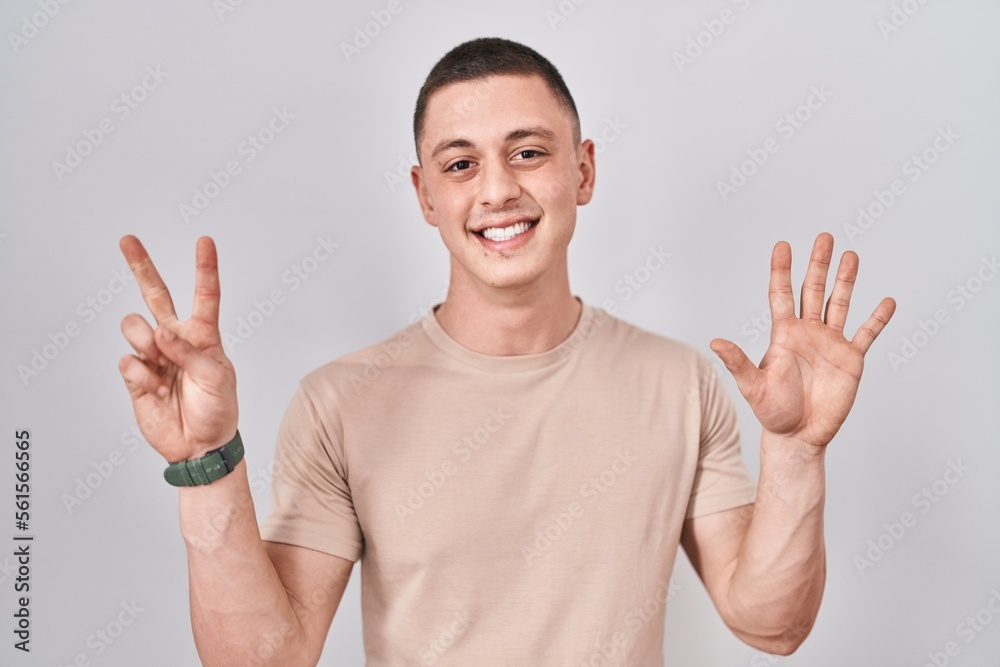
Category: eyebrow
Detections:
[
  {"x1": 429, "y1": 126, "x2": 558, "y2": 160},
  {"x1": 504, "y1": 126, "x2": 557, "y2": 143}
]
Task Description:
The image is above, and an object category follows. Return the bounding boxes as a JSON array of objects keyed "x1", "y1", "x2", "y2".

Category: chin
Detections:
[{"x1": 475, "y1": 262, "x2": 548, "y2": 290}]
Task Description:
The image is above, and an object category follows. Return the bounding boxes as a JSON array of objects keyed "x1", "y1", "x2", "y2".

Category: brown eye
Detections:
[{"x1": 513, "y1": 150, "x2": 545, "y2": 162}]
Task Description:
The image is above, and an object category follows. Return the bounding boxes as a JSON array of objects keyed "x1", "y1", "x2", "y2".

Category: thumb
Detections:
[
  {"x1": 155, "y1": 326, "x2": 218, "y2": 380},
  {"x1": 709, "y1": 338, "x2": 762, "y2": 402}
]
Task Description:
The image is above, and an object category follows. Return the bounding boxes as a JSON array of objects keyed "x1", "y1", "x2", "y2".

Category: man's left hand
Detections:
[{"x1": 710, "y1": 232, "x2": 896, "y2": 450}]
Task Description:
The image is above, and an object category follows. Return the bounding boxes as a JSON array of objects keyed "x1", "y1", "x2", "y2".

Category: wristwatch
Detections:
[{"x1": 163, "y1": 430, "x2": 245, "y2": 487}]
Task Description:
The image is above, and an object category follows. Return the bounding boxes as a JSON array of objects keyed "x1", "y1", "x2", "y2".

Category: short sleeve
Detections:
[
  {"x1": 685, "y1": 356, "x2": 758, "y2": 519},
  {"x1": 258, "y1": 380, "x2": 364, "y2": 562}
]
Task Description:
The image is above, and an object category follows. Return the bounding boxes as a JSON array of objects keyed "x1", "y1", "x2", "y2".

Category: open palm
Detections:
[
  {"x1": 118, "y1": 236, "x2": 238, "y2": 463},
  {"x1": 710, "y1": 233, "x2": 895, "y2": 449}
]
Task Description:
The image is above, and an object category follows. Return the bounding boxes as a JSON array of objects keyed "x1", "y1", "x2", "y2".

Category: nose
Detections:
[{"x1": 478, "y1": 158, "x2": 521, "y2": 209}]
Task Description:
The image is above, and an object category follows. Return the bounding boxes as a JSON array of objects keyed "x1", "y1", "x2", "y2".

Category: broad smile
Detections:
[{"x1": 472, "y1": 218, "x2": 539, "y2": 250}]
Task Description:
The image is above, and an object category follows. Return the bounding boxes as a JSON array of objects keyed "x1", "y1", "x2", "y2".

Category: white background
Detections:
[{"x1": 1, "y1": 0, "x2": 998, "y2": 665}]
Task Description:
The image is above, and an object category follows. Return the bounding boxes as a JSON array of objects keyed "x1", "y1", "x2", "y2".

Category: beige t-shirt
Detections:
[{"x1": 259, "y1": 301, "x2": 757, "y2": 666}]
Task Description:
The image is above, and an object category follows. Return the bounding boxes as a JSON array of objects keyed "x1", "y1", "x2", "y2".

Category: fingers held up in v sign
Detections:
[
  {"x1": 116, "y1": 235, "x2": 237, "y2": 462},
  {"x1": 119, "y1": 235, "x2": 222, "y2": 330},
  {"x1": 117, "y1": 235, "x2": 225, "y2": 395}
]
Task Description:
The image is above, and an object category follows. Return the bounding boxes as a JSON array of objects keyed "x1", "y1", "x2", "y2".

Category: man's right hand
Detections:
[{"x1": 117, "y1": 235, "x2": 238, "y2": 463}]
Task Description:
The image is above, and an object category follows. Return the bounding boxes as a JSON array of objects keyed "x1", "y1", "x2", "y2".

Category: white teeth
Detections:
[{"x1": 480, "y1": 221, "x2": 535, "y2": 242}]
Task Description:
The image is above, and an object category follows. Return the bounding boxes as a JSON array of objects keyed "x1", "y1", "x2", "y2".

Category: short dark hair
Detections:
[{"x1": 413, "y1": 37, "x2": 580, "y2": 162}]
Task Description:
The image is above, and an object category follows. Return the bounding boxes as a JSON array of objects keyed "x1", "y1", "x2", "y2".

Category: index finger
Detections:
[
  {"x1": 769, "y1": 240, "x2": 796, "y2": 322},
  {"x1": 191, "y1": 236, "x2": 220, "y2": 327},
  {"x1": 119, "y1": 235, "x2": 178, "y2": 325}
]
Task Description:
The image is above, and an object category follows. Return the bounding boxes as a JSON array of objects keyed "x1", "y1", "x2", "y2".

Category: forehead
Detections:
[{"x1": 421, "y1": 74, "x2": 574, "y2": 153}]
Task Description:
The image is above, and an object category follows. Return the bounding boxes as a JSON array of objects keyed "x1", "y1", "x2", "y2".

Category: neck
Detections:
[{"x1": 434, "y1": 261, "x2": 582, "y2": 356}]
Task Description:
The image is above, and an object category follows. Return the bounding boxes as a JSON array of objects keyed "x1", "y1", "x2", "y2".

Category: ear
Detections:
[
  {"x1": 576, "y1": 139, "x2": 596, "y2": 206},
  {"x1": 411, "y1": 164, "x2": 438, "y2": 228}
]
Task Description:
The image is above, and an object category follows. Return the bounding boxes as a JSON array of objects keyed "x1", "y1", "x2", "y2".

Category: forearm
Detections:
[
  {"x1": 726, "y1": 432, "x2": 827, "y2": 654},
  {"x1": 179, "y1": 460, "x2": 309, "y2": 666}
]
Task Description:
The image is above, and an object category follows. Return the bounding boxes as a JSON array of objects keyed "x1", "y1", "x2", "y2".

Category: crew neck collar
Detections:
[{"x1": 421, "y1": 298, "x2": 597, "y2": 372}]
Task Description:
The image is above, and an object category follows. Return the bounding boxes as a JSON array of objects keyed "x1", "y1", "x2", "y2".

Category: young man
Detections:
[{"x1": 117, "y1": 38, "x2": 895, "y2": 665}]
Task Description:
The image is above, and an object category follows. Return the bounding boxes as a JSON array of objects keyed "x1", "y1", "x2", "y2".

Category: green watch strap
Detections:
[{"x1": 163, "y1": 430, "x2": 244, "y2": 487}]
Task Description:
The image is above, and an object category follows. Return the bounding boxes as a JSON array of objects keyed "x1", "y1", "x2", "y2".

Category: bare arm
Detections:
[
  {"x1": 180, "y1": 464, "x2": 353, "y2": 666},
  {"x1": 684, "y1": 233, "x2": 894, "y2": 654},
  {"x1": 118, "y1": 236, "x2": 351, "y2": 665},
  {"x1": 682, "y1": 435, "x2": 825, "y2": 654}
]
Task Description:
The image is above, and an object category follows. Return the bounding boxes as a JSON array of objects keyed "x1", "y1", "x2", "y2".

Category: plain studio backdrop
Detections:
[{"x1": 1, "y1": 1, "x2": 998, "y2": 665}]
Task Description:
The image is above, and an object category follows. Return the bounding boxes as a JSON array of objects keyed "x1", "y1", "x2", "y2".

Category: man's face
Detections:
[{"x1": 411, "y1": 74, "x2": 595, "y2": 292}]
